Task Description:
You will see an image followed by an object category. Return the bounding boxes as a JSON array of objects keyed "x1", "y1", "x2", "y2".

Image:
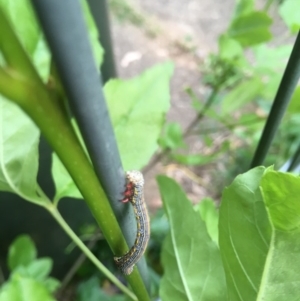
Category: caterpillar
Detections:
[{"x1": 114, "y1": 170, "x2": 150, "y2": 275}]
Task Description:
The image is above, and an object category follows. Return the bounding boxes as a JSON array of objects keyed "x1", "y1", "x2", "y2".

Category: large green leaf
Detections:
[
  {"x1": 233, "y1": 0, "x2": 255, "y2": 17},
  {"x1": 0, "y1": 99, "x2": 47, "y2": 204},
  {"x1": 105, "y1": 62, "x2": 173, "y2": 170},
  {"x1": 219, "y1": 167, "x2": 272, "y2": 301},
  {"x1": 8, "y1": 235, "x2": 37, "y2": 271},
  {"x1": 219, "y1": 167, "x2": 300, "y2": 301},
  {"x1": 157, "y1": 176, "x2": 227, "y2": 301},
  {"x1": 228, "y1": 11, "x2": 272, "y2": 47},
  {"x1": 258, "y1": 171, "x2": 300, "y2": 299}
]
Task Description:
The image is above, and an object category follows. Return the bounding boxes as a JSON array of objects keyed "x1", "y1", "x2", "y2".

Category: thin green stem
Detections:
[{"x1": 48, "y1": 206, "x2": 137, "y2": 301}]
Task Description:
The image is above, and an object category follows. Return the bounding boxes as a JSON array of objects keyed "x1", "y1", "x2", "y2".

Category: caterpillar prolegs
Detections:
[{"x1": 114, "y1": 171, "x2": 150, "y2": 275}]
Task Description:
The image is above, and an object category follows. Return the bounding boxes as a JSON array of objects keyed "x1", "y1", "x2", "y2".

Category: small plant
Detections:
[{"x1": 0, "y1": 235, "x2": 60, "y2": 301}]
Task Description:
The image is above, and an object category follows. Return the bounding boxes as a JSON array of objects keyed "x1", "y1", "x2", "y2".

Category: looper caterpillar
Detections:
[{"x1": 114, "y1": 171, "x2": 150, "y2": 275}]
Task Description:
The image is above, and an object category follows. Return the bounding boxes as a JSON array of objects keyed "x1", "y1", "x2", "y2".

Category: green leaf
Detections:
[
  {"x1": 8, "y1": 235, "x2": 37, "y2": 271},
  {"x1": 0, "y1": 1, "x2": 50, "y2": 81},
  {"x1": 258, "y1": 171, "x2": 300, "y2": 299},
  {"x1": 218, "y1": 35, "x2": 243, "y2": 59},
  {"x1": 279, "y1": 0, "x2": 300, "y2": 34},
  {"x1": 196, "y1": 198, "x2": 219, "y2": 245},
  {"x1": 0, "y1": 274, "x2": 55, "y2": 301},
  {"x1": 228, "y1": 11, "x2": 272, "y2": 47},
  {"x1": 105, "y1": 62, "x2": 173, "y2": 170},
  {"x1": 0, "y1": 0, "x2": 40, "y2": 55},
  {"x1": 25, "y1": 258, "x2": 52, "y2": 281},
  {"x1": 219, "y1": 167, "x2": 272, "y2": 300},
  {"x1": 158, "y1": 122, "x2": 186, "y2": 150},
  {"x1": 52, "y1": 153, "x2": 82, "y2": 202},
  {"x1": 0, "y1": 99, "x2": 47, "y2": 204},
  {"x1": 0, "y1": 0, "x2": 103, "y2": 79},
  {"x1": 157, "y1": 176, "x2": 227, "y2": 301},
  {"x1": 43, "y1": 278, "x2": 60, "y2": 294},
  {"x1": 234, "y1": 0, "x2": 254, "y2": 17},
  {"x1": 221, "y1": 77, "x2": 262, "y2": 115},
  {"x1": 77, "y1": 276, "x2": 126, "y2": 301},
  {"x1": 253, "y1": 44, "x2": 292, "y2": 72}
]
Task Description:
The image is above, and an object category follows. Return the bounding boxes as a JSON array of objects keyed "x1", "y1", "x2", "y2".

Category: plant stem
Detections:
[
  {"x1": 0, "y1": 7, "x2": 150, "y2": 300},
  {"x1": 31, "y1": 0, "x2": 150, "y2": 291},
  {"x1": 250, "y1": 31, "x2": 300, "y2": 168},
  {"x1": 49, "y1": 206, "x2": 137, "y2": 301}
]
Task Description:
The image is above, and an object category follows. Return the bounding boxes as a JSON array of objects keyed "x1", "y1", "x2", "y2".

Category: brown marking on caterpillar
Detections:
[{"x1": 114, "y1": 171, "x2": 150, "y2": 275}]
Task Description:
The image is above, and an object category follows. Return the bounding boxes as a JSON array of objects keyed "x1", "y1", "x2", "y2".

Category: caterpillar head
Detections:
[{"x1": 126, "y1": 170, "x2": 144, "y2": 186}]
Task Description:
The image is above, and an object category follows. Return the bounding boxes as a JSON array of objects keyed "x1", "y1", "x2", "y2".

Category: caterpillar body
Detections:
[{"x1": 114, "y1": 171, "x2": 150, "y2": 275}]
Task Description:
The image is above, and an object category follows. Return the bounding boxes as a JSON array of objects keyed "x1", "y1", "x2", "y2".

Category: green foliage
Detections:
[
  {"x1": 8, "y1": 236, "x2": 37, "y2": 271},
  {"x1": 104, "y1": 62, "x2": 173, "y2": 170},
  {"x1": 0, "y1": 0, "x2": 40, "y2": 55},
  {"x1": 219, "y1": 167, "x2": 272, "y2": 300},
  {"x1": 0, "y1": 235, "x2": 60, "y2": 301},
  {"x1": 228, "y1": 11, "x2": 272, "y2": 47},
  {"x1": 279, "y1": 0, "x2": 300, "y2": 33},
  {"x1": 1, "y1": 0, "x2": 300, "y2": 300},
  {"x1": 158, "y1": 122, "x2": 186, "y2": 151},
  {"x1": 0, "y1": 0, "x2": 103, "y2": 78},
  {"x1": 157, "y1": 167, "x2": 300, "y2": 301},
  {"x1": 174, "y1": 0, "x2": 300, "y2": 179},
  {"x1": 221, "y1": 77, "x2": 263, "y2": 115},
  {"x1": 196, "y1": 198, "x2": 219, "y2": 245},
  {"x1": 157, "y1": 176, "x2": 227, "y2": 300},
  {"x1": 0, "y1": 100, "x2": 46, "y2": 205},
  {"x1": 52, "y1": 153, "x2": 83, "y2": 202}
]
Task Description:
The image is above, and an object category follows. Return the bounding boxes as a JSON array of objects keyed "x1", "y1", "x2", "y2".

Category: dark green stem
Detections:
[{"x1": 250, "y1": 31, "x2": 300, "y2": 168}]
